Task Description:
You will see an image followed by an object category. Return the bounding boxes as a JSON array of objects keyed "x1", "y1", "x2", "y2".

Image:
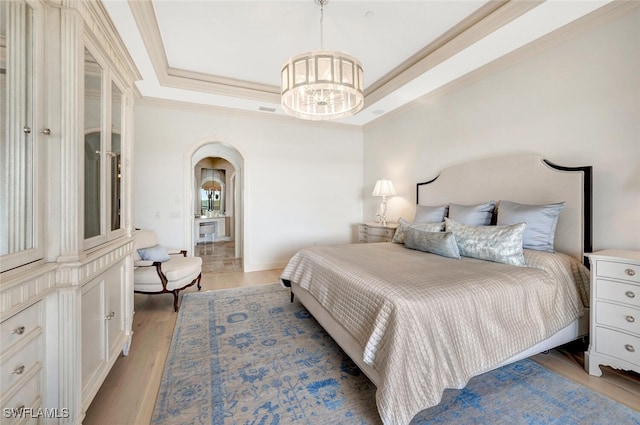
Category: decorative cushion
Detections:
[
  {"x1": 445, "y1": 218, "x2": 526, "y2": 266},
  {"x1": 448, "y1": 201, "x2": 496, "y2": 226},
  {"x1": 404, "y1": 227, "x2": 461, "y2": 259},
  {"x1": 497, "y1": 200, "x2": 565, "y2": 253},
  {"x1": 413, "y1": 204, "x2": 448, "y2": 223},
  {"x1": 392, "y1": 217, "x2": 444, "y2": 244},
  {"x1": 137, "y1": 244, "x2": 170, "y2": 262}
]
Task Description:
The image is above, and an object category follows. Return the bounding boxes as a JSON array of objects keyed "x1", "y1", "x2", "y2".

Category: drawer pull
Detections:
[
  {"x1": 625, "y1": 344, "x2": 635, "y2": 353},
  {"x1": 626, "y1": 291, "x2": 636, "y2": 299},
  {"x1": 626, "y1": 315, "x2": 636, "y2": 323},
  {"x1": 625, "y1": 268, "x2": 636, "y2": 277},
  {"x1": 105, "y1": 311, "x2": 115, "y2": 320},
  {"x1": 12, "y1": 365, "x2": 26, "y2": 375},
  {"x1": 12, "y1": 326, "x2": 26, "y2": 335}
]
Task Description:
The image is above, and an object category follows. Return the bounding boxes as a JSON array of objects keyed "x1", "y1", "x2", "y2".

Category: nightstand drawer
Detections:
[
  {"x1": 595, "y1": 279, "x2": 640, "y2": 308},
  {"x1": 596, "y1": 260, "x2": 640, "y2": 284},
  {"x1": 364, "y1": 227, "x2": 394, "y2": 237},
  {"x1": 361, "y1": 234, "x2": 390, "y2": 243},
  {"x1": 595, "y1": 301, "x2": 640, "y2": 335},
  {"x1": 594, "y1": 327, "x2": 639, "y2": 366}
]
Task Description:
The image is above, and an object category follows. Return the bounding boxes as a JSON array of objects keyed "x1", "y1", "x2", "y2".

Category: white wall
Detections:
[
  {"x1": 363, "y1": 6, "x2": 640, "y2": 252},
  {"x1": 134, "y1": 101, "x2": 363, "y2": 271}
]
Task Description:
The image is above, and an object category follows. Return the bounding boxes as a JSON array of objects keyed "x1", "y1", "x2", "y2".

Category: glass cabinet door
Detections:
[
  {"x1": 1, "y1": 0, "x2": 43, "y2": 271},
  {"x1": 84, "y1": 48, "x2": 103, "y2": 240},
  {"x1": 83, "y1": 43, "x2": 126, "y2": 248},
  {"x1": 110, "y1": 82, "x2": 123, "y2": 232}
]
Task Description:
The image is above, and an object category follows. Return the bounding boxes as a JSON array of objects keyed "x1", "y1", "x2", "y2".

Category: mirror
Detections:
[{"x1": 200, "y1": 168, "x2": 225, "y2": 216}]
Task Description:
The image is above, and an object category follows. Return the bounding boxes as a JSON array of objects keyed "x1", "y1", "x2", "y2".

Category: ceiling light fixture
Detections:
[{"x1": 281, "y1": 0, "x2": 364, "y2": 121}]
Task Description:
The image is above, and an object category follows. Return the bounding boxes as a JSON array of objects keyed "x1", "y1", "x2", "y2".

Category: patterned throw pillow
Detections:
[
  {"x1": 497, "y1": 200, "x2": 565, "y2": 252},
  {"x1": 392, "y1": 217, "x2": 444, "y2": 244},
  {"x1": 445, "y1": 218, "x2": 526, "y2": 266},
  {"x1": 404, "y1": 227, "x2": 461, "y2": 259}
]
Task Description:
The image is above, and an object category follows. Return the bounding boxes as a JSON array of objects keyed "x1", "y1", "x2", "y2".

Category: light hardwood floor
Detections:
[{"x1": 83, "y1": 244, "x2": 640, "y2": 424}]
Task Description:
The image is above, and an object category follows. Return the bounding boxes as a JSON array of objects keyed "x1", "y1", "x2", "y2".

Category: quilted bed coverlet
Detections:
[{"x1": 280, "y1": 243, "x2": 590, "y2": 425}]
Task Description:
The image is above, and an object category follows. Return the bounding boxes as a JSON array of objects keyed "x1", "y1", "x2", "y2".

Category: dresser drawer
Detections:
[
  {"x1": 594, "y1": 327, "x2": 639, "y2": 367},
  {"x1": 595, "y1": 279, "x2": 640, "y2": 308},
  {"x1": 1, "y1": 302, "x2": 43, "y2": 351},
  {"x1": 0, "y1": 371, "x2": 41, "y2": 423},
  {"x1": 596, "y1": 260, "x2": 640, "y2": 284},
  {"x1": 1, "y1": 336, "x2": 42, "y2": 392},
  {"x1": 595, "y1": 301, "x2": 640, "y2": 336}
]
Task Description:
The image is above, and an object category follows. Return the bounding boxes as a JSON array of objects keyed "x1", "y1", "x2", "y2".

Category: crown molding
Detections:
[
  {"x1": 81, "y1": 0, "x2": 141, "y2": 83},
  {"x1": 363, "y1": 0, "x2": 633, "y2": 132},
  {"x1": 364, "y1": 0, "x2": 541, "y2": 106}
]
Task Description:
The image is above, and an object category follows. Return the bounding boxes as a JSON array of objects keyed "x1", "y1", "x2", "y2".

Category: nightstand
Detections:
[
  {"x1": 585, "y1": 249, "x2": 640, "y2": 376},
  {"x1": 358, "y1": 222, "x2": 397, "y2": 243}
]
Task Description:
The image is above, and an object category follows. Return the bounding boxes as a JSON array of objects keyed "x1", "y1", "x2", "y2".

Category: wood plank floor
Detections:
[{"x1": 83, "y1": 244, "x2": 640, "y2": 424}]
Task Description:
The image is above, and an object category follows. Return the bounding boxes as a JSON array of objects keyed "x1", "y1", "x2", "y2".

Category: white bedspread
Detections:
[{"x1": 280, "y1": 243, "x2": 590, "y2": 425}]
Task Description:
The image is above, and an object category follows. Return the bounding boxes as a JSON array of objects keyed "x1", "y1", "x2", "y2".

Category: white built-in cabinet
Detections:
[
  {"x1": 81, "y1": 258, "x2": 127, "y2": 413},
  {"x1": 0, "y1": 1, "x2": 140, "y2": 423}
]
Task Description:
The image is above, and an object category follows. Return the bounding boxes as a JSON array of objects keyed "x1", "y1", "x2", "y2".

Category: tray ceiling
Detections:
[{"x1": 103, "y1": 0, "x2": 613, "y2": 126}]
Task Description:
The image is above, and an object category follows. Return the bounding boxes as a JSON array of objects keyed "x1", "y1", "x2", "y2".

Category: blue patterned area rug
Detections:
[{"x1": 152, "y1": 284, "x2": 640, "y2": 425}]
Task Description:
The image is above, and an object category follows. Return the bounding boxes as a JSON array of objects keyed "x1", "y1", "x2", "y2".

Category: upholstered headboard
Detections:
[{"x1": 416, "y1": 154, "x2": 592, "y2": 264}]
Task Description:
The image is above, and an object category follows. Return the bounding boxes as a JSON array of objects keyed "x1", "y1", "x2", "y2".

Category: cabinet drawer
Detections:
[
  {"x1": 1, "y1": 302, "x2": 42, "y2": 351},
  {"x1": 364, "y1": 227, "x2": 394, "y2": 237},
  {"x1": 595, "y1": 279, "x2": 640, "y2": 308},
  {"x1": 596, "y1": 260, "x2": 640, "y2": 283},
  {"x1": 1, "y1": 336, "x2": 42, "y2": 392},
  {"x1": 595, "y1": 301, "x2": 640, "y2": 336},
  {"x1": 594, "y1": 327, "x2": 640, "y2": 367}
]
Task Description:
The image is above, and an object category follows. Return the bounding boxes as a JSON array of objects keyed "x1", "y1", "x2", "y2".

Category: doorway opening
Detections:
[{"x1": 187, "y1": 142, "x2": 244, "y2": 273}]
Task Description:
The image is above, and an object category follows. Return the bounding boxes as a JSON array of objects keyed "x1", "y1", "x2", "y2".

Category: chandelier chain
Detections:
[{"x1": 319, "y1": 0, "x2": 325, "y2": 50}]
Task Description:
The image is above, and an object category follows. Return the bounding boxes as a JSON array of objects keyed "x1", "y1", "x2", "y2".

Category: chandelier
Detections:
[{"x1": 281, "y1": 0, "x2": 364, "y2": 121}]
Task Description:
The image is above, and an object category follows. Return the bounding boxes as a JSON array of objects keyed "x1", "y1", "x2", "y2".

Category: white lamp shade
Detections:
[{"x1": 372, "y1": 179, "x2": 397, "y2": 197}]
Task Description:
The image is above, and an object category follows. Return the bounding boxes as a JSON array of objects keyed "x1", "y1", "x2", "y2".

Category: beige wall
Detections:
[
  {"x1": 363, "y1": 5, "x2": 640, "y2": 251},
  {"x1": 134, "y1": 101, "x2": 363, "y2": 271}
]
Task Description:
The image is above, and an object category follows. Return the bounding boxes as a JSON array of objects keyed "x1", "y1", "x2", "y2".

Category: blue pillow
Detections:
[
  {"x1": 449, "y1": 201, "x2": 496, "y2": 226},
  {"x1": 137, "y1": 244, "x2": 170, "y2": 262},
  {"x1": 497, "y1": 200, "x2": 565, "y2": 252},
  {"x1": 404, "y1": 227, "x2": 461, "y2": 259},
  {"x1": 413, "y1": 204, "x2": 448, "y2": 223}
]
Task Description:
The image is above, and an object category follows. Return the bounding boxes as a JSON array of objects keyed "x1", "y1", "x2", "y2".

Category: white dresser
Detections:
[
  {"x1": 585, "y1": 249, "x2": 640, "y2": 376},
  {"x1": 358, "y1": 222, "x2": 397, "y2": 243}
]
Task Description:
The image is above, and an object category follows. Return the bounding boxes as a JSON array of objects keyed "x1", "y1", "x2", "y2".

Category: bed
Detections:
[{"x1": 280, "y1": 153, "x2": 593, "y2": 425}]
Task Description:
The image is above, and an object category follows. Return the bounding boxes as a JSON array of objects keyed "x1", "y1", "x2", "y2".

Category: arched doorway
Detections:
[{"x1": 184, "y1": 142, "x2": 244, "y2": 267}]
